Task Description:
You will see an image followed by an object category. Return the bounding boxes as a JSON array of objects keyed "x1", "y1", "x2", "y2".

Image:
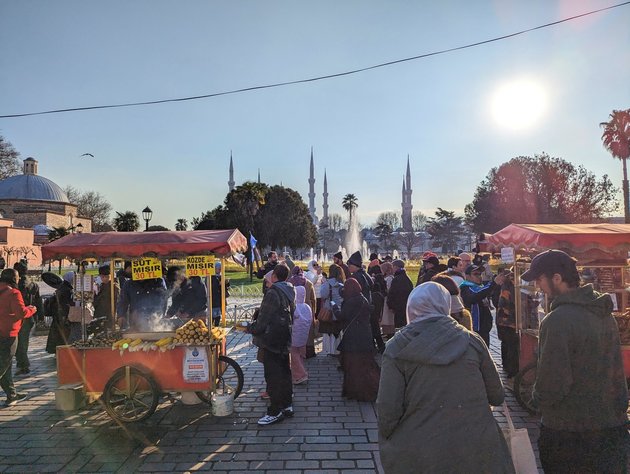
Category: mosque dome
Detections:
[{"x1": 0, "y1": 158, "x2": 69, "y2": 203}]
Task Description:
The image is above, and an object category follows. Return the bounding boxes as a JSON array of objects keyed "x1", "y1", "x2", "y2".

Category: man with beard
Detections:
[{"x1": 521, "y1": 250, "x2": 628, "y2": 472}]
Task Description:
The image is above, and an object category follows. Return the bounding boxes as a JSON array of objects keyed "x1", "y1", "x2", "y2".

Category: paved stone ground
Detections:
[{"x1": 0, "y1": 326, "x2": 545, "y2": 473}]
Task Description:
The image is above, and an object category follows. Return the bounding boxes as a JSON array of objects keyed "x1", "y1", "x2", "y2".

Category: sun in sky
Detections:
[{"x1": 490, "y1": 78, "x2": 548, "y2": 131}]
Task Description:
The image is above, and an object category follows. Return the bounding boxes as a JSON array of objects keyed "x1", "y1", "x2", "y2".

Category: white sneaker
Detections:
[{"x1": 257, "y1": 413, "x2": 285, "y2": 426}]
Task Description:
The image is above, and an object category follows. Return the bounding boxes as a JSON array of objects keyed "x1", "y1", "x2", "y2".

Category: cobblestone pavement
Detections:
[{"x1": 0, "y1": 327, "x2": 542, "y2": 473}]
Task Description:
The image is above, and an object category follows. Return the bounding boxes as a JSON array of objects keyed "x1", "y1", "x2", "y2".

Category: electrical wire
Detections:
[{"x1": 1, "y1": 1, "x2": 628, "y2": 119}]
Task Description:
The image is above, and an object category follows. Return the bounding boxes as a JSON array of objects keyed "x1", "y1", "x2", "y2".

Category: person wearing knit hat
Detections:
[
  {"x1": 347, "y1": 251, "x2": 383, "y2": 352},
  {"x1": 377, "y1": 282, "x2": 511, "y2": 474},
  {"x1": 337, "y1": 278, "x2": 380, "y2": 402},
  {"x1": 0, "y1": 268, "x2": 36, "y2": 405},
  {"x1": 392, "y1": 259, "x2": 405, "y2": 269},
  {"x1": 333, "y1": 252, "x2": 351, "y2": 279},
  {"x1": 346, "y1": 251, "x2": 363, "y2": 269}
]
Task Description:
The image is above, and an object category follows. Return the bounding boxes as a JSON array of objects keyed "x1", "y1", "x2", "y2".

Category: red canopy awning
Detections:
[
  {"x1": 42, "y1": 229, "x2": 248, "y2": 261},
  {"x1": 483, "y1": 224, "x2": 630, "y2": 262}
]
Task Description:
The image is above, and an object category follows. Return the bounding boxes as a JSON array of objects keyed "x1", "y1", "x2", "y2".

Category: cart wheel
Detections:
[
  {"x1": 196, "y1": 355, "x2": 244, "y2": 405},
  {"x1": 102, "y1": 366, "x2": 160, "y2": 423},
  {"x1": 513, "y1": 362, "x2": 540, "y2": 415}
]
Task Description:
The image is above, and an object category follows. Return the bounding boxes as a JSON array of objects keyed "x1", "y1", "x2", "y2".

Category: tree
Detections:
[
  {"x1": 113, "y1": 211, "x2": 140, "y2": 232},
  {"x1": 412, "y1": 211, "x2": 427, "y2": 231},
  {"x1": 601, "y1": 109, "x2": 630, "y2": 223},
  {"x1": 328, "y1": 213, "x2": 344, "y2": 233},
  {"x1": 426, "y1": 208, "x2": 466, "y2": 254},
  {"x1": 465, "y1": 154, "x2": 619, "y2": 233},
  {"x1": 377, "y1": 211, "x2": 401, "y2": 231},
  {"x1": 224, "y1": 182, "x2": 269, "y2": 237},
  {"x1": 395, "y1": 211, "x2": 427, "y2": 258},
  {"x1": 256, "y1": 185, "x2": 318, "y2": 250},
  {"x1": 0, "y1": 135, "x2": 21, "y2": 180},
  {"x1": 64, "y1": 185, "x2": 113, "y2": 232},
  {"x1": 192, "y1": 206, "x2": 229, "y2": 230},
  {"x1": 146, "y1": 225, "x2": 169, "y2": 231},
  {"x1": 342, "y1": 194, "x2": 358, "y2": 220},
  {"x1": 175, "y1": 218, "x2": 188, "y2": 231},
  {"x1": 374, "y1": 222, "x2": 394, "y2": 254}
]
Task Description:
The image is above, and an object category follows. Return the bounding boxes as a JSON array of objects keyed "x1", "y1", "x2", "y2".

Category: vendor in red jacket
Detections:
[{"x1": 0, "y1": 268, "x2": 36, "y2": 406}]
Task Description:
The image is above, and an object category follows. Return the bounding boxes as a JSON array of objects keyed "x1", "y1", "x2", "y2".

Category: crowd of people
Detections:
[
  {"x1": 248, "y1": 249, "x2": 629, "y2": 473},
  {"x1": 1, "y1": 247, "x2": 628, "y2": 472}
]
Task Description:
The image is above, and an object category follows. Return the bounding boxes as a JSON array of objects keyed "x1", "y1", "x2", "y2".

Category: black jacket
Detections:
[
  {"x1": 387, "y1": 269, "x2": 413, "y2": 327},
  {"x1": 249, "y1": 282, "x2": 295, "y2": 354},
  {"x1": 338, "y1": 294, "x2": 374, "y2": 354},
  {"x1": 351, "y1": 269, "x2": 374, "y2": 304}
]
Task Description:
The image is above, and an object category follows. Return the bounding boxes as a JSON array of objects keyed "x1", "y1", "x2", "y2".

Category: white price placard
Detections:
[
  {"x1": 501, "y1": 247, "x2": 515, "y2": 264},
  {"x1": 183, "y1": 346, "x2": 209, "y2": 383}
]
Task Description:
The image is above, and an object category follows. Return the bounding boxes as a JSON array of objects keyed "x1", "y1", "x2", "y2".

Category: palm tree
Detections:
[
  {"x1": 113, "y1": 211, "x2": 140, "y2": 232},
  {"x1": 601, "y1": 109, "x2": 630, "y2": 223},
  {"x1": 342, "y1": 194, "x2": 358, "y2": 220},
  {"x1": 175, "y1": 218, "x2": 188, "y2": 231}
]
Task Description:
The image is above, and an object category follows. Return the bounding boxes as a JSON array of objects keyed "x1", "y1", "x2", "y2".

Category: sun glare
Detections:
[{"x1": 491, "y1": 79, "x2": 547, "y2": 131}]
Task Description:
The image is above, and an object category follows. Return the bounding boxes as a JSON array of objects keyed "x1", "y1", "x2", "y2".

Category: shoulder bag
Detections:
[{"x1": 318, "y1": 284, "x2": 334, "y2": 322}]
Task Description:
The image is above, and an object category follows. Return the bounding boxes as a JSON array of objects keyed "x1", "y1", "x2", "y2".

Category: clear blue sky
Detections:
[{"x1": 1, "y1": 1, "x2": 629, "y2": 229}]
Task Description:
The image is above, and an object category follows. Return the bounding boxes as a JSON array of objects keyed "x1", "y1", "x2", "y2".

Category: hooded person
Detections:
[
  {"x1": 290, "y1": 285, "x2": 312, "y2": 385},
  {"x1": 287, "y1": 265, "x2": 317, "y2": 357},
  {"x1": 377, "y1": 282, "x2": 513, "y2": 474},
  {"x1": 337, "y1": 278, "x2": 380, "y2": 402}
]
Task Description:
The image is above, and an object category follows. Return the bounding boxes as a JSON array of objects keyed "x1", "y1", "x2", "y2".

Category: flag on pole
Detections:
[{"x1": 249, "y1": 233, "x2": 257, "y2": 262}]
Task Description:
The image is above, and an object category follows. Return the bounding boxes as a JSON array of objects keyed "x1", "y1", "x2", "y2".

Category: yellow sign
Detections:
[
  {"x1": 131, "y1": 258, "x2": 163, "y2": 281},
  {"x1": 186, "y1": 255, "x2": 215, "y2": 277}
]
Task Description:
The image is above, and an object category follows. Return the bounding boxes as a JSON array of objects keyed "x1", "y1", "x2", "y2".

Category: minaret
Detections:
[
  {"x1": 308, "y1": 147, "x2": 318, "y2": 225},
  {"x1": 402, "y1": 155, "x2": 413, "y2": 231},
  {"x1": 257, "y1": 169, "x2": 261, "y2": 184},
  {"x1": 322, "y1": 169, "x2": 329, "y2": 226},
  {"x1": 228, "y1": 151, "x2": 235, "y2": 191}
]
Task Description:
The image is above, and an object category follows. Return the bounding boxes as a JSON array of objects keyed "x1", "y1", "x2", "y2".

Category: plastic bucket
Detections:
[
  {"x1": 181, "y1": 391, "x2": 202, "y2": 405},
  {"x1": 211, "y1": 391, "x2": 234, "y2": 416}
]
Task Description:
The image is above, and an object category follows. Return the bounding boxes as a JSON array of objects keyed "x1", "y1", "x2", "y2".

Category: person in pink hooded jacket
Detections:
[
  {"x1": 0, "y1": 269, "x2": 36, "y2": 406},
  {"x1": 290, "y1": 285, "x2": 312, "y2": 385}
]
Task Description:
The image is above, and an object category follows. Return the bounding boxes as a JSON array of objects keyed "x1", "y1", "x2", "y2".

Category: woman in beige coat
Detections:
[{"x1": 376, "y1": 282, "x2": 513, "y2": 474}]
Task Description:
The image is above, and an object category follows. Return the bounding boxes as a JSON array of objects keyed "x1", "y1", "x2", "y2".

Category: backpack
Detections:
[{"x1": 263, "y1": 286, "x2": 294, "y2": 349}]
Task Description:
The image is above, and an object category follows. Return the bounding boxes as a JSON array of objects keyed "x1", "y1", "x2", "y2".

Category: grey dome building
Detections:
[
  {"x1": 0, "y1": 158, "x2": 91, "y2": 233},
  {"x1": 0, "y1": 158, "x2": 70, "y2": 203}
]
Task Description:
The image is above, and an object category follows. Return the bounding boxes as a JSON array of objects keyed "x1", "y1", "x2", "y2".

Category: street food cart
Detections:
[
  {"x1": 482, "y1": 224, "x2": 630, "y2": 413},
  {"x1": 42, "y1": 229, "x2": 247, "y2": 422}
]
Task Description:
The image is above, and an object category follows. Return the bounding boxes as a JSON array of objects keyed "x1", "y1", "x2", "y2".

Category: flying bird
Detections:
[{"x1": 80, "y1": 153, "x2": 94, "y2": 158}]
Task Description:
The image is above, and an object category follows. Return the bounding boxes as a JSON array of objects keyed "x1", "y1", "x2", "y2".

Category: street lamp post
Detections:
[{"x1": 142, "y1": 206, "x2": 153, "y2": 231}]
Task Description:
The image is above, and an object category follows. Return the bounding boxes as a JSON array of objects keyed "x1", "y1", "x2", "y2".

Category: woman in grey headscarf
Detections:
[{"x1": 376, "y1": 282, "x2": 513, "y2": 474}]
